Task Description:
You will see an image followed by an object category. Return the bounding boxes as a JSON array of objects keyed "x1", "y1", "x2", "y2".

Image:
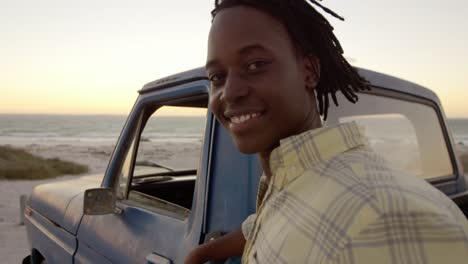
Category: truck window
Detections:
[
  {"x1": 327, "y1": 92, "x2": 453, "y2": 180},
  {"x1": 116, "y1": 98, "x2": 208, "y2": 217}
]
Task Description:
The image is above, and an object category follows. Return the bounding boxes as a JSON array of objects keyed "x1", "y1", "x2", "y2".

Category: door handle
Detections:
[{"x1": 146, "y1": 252, "x2": 171, "y2": 264}]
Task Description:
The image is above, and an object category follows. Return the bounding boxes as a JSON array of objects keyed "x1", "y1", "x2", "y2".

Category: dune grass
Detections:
[{"x1": 0, "y1": 145, "x2": 89, "y2": 180}]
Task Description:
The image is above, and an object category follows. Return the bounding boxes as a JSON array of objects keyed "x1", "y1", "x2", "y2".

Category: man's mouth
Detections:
[
  {"x1": 229, "y1": 113, "x2": 260, "y2": 124},
  {"x1": 226, "y1": 112, "x2": 263, "y2": 133}
]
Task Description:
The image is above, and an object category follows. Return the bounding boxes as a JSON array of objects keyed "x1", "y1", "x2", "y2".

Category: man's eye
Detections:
[
  {"x1": 246, "y1": 60, "x2": 269, "y2": 72},
  {"x1": 209, "y1": 73, "x2": 225, "y2": 85}
]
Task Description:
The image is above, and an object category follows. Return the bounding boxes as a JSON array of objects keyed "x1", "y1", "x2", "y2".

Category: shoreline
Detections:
[{"x1": 0, "y1": 139, "x2": 202, "y2": 263}]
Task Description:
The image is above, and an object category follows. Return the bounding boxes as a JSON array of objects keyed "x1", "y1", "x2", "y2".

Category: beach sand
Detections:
[
  {"x1": 0, "y1": 139, "x2": 201, "y2": 263},
  {"x1": 1, "y1": 140, "x2": 467, "y2": 263}
]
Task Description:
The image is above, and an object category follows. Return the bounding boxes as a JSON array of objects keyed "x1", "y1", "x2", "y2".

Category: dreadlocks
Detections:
[{"x1": 211, "y1": 0, "x2": 371, "y2": 120}]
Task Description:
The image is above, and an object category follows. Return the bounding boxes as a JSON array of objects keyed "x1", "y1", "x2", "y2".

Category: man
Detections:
[{"x1": 186, "y1": 0, "x2": 468, "y2": 263}]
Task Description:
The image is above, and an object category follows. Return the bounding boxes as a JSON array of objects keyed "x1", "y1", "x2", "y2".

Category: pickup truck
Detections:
[{"x1": 23, "y1": 67, "x2": 468, "y2": 264}]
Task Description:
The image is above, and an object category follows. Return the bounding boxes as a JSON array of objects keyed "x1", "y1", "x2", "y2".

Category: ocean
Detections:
[
  {"x1": 0, "y1": 114, "x2": 206, "y2": 144},
  {"x1": 448, "y1": 119, "x2": 468, "y2": 146},
  {"x1": 0, "y1": 114, "x2": 467, "y2": 146}
]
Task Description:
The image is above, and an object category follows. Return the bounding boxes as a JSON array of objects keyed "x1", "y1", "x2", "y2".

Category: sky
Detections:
[{"x1": 1, "y1": 0, "x2": 467, "y2": 117}]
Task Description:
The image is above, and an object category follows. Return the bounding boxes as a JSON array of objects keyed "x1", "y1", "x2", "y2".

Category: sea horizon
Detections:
[{"x1": 1, "y1": 114, "x2": 468, "y2": 146}]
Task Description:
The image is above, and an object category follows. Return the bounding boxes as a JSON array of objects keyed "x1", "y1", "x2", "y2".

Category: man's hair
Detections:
[{"x1": 211, "y1": 0, "x2": 371, "y2": 119}]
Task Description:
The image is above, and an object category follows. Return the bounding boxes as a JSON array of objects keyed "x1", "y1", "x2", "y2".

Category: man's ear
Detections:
[{"x1": 303, "y1": 55, "x2": 320, "y2": 90}]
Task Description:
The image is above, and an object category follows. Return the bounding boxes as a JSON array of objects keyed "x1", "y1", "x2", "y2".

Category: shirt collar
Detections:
[{"x1": 269, "y1": 122, "x2": 366, "y2": 189}]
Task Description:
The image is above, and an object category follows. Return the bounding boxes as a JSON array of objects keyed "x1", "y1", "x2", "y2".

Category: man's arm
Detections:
[
  {"x1": 184, "y1": 227, "x2": 246, "y2": 264},
  {"x1": 325, "y1": 212, "x2": 468, "y2": 264}
]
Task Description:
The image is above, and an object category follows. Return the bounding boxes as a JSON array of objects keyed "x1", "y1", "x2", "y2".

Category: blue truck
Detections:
[{"x1": 23, "y1": 67, "x2": 468, "y2": 264}]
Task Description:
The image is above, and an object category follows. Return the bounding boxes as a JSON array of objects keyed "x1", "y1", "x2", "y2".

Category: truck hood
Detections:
[{"x1": 29, "y1": 174, "x2": 103, "y2": 235}]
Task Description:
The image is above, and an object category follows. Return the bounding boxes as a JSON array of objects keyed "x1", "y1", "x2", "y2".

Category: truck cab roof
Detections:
[{"x1": 139, "y1": 67, "x2": 439, "y2": 104}]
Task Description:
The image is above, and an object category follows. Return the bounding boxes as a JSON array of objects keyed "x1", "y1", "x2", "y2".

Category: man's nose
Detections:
[{"x1": 221, "y1": 73, "x2": 249, "y2": 103}]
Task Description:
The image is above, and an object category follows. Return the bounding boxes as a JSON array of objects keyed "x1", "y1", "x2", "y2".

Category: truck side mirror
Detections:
[{"x1": 83, "y1": 188, "x2": 116, "y2": 215}]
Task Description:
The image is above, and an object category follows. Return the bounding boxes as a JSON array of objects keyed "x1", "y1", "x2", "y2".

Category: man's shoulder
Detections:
[
  {"x1": 317, "y1": 145, "x2": 466, "y2": 225},
  {"x1": 370, "y1": 168, "x2": 465, "y2": 221}
]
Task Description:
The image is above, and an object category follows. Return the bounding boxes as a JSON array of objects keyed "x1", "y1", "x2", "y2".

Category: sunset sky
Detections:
[{"x1": 1, "y1": 0, "x2": 467, "y2": 117}]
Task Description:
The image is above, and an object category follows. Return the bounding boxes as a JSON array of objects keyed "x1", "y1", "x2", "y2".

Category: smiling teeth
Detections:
[{"x1": 231, "y1": 113, "x2": 259, "y2": 124}]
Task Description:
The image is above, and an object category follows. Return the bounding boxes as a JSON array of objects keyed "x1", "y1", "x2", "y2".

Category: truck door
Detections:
[
  {"x1": 75, "y1": 82, "x2": 212, "y2": 264},
  {"x1": 204, "y1": 120, "x2": 263, "y2": 263}
]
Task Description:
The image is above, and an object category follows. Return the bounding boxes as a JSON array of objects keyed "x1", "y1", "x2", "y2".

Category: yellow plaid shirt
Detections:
[{"x1": 241, "y1": 122, "x2": 468, "y2": 264}]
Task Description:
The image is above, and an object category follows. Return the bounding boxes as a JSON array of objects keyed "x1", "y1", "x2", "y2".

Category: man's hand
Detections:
[{"x1": 184, "y1": 227, "x2": 246, "y2": 264}]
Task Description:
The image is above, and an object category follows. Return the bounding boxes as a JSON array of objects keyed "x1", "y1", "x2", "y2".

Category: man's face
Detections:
[{"x1": 206, "y1": 6, "x2": 319, "y2": 154}]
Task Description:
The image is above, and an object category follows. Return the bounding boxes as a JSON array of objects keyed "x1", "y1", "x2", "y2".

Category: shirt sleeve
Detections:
[
  {"x1": 328, "y1": 212, "x2": 468, "y2": 264},
  {"x1": 241, "y1": 213, "x2": 257, "y2": 241}
]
